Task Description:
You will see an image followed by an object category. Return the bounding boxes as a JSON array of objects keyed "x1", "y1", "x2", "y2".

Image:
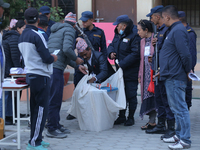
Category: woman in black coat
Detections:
[
  {"x1": 2, "y1": 19, "x2": 26, "y2": 125},
  {"x1": 3, "y1": 19, "x2": 26, "y2": 78}
]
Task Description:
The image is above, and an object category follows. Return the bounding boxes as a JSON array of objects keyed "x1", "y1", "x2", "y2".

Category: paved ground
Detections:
[{"x1": 1, "y1": 96, "x2": 200, "y2": 150}]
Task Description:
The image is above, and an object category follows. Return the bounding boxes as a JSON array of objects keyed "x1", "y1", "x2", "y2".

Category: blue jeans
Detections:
[
  {"x1": 165, "y1": 79, "x2": 191, "y2": 144},
  {"x1": 0, "y1": 91, "x2": 13, "y2": 118}
]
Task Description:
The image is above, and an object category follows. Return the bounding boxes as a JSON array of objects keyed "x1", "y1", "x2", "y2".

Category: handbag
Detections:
[{"x1": 147, "y1": 69, "x2": 155, "y2": 93}]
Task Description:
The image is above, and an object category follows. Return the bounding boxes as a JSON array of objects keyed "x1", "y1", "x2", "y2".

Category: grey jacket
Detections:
[
  {"x1": 48, "y1": 22, "x2": 77, "y2": 71},
  {"x1": 0, "y1": 33, "x2": 5, "y2": 88}
]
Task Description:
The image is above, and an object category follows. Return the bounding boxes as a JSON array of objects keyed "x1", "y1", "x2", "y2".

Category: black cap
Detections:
[
  {"x1": 113, "y1": 15, "x2": 130, "y2": 25},
  {"x1": 24, "y1": 7, "x2": 39, "y2": 23}
]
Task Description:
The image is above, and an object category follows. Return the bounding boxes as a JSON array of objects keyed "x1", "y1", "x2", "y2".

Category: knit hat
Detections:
[
  {"x1": 64, "y1": 12, "x2": 76, "y2": 23},
  {"x1": 9, "y1": 19, "x2": 18, "y2": 28},
  {"x1": 76, "y1": 38, "x2": 88, "y2": 53}
]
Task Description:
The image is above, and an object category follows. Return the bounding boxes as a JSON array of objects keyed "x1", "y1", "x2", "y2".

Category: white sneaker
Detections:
[
  {"x1": 168, "y1": 140, "x2": 191, "y2": 150},
  {"x1": 163, "y1": 135, "x2": 179, "y2": 143}
]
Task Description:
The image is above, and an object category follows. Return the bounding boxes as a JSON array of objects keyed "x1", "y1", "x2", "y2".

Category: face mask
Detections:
[{"x1": 119, "y1": 29, "x2": 124, "y2": 35}]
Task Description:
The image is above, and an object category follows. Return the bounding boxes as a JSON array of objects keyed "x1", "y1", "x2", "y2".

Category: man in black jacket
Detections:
[
  {"x1": 107, "y1": 15, "x2": 140, "y2": 126},
  {"x1": 160, "y1": 6, "x2": 192, "y2": 149},
  {"x1": 76, "y1": 38, "x2": 108, "y2": 83}
]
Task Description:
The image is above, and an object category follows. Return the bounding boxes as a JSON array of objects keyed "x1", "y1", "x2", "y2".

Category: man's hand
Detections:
[
  {"x1": 79, "y1": 65, "x2": 88, "y2": 75},
  {"x1": 187, "y1": 70, "x2": 193, "y2": 81},
  {"x1": 88, "y1": 77, "x2": 96, "y2": 83},
  {"x1": 110, "y1": 53, "x2": 116, "y2": 60},
  {"x1": 148, "y1": 55, "x2": 153, "y2": 63},
  {"x1": 76, "y1": 57, "x2": 84, "y2": 65},
  {"x1": 51, "y1": 54, "x2": 57, "y2": 62},
  {"x1": 153, "y1": 72, "x2": 160, "y2": 80},
  {"x1": 152, "y1": 38, "x2": 157, "y2": 46}
]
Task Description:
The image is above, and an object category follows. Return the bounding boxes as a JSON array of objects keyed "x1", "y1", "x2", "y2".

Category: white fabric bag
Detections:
[{"x1": 68, "y1": 68, "x2": 126, "y2": 132}]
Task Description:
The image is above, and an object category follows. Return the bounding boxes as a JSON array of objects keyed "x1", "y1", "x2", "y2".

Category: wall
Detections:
[
  {"x1": 152, "y1": 0, "x2": 162, "y2": 7},
  {"x1": 137, "y1": 0, "x2": 153, "y2": 22},
  {"x1": 77, "y1": 0, "x2": 92, "y2": 24}
]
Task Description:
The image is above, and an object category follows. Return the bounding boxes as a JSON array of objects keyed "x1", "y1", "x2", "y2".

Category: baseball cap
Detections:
[
  {"x1": 146, "y1": 5, "x2": 164, "y2": 17},
  {"x1": 39, "y1": 6, "x2": 50, "y2": 14},
  {"x1": 178, "y1": 11, "x2": 186, "y2": 18},
  {"x1": 0, "y1": 0, "x2": 10, "y2": 8},
  {"x1": 113, "y1": 15, "x2": 130, "y2": 25},
  {"x1": 79, "y1": 11, "x2": 93, "y2": 22},
  {"x1": 24, "y1": 7, "x2": 39, "y2": 23}
]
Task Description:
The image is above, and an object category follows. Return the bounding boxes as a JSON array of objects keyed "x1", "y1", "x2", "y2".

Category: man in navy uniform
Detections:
[
  {"x1": 108, "y1": 15, "x2": 140, "y2": 126},
  {"x1": 39, "y1": 6, "x2": 55, "y2": 37},
  {"x1": 178, "y1": 11, "x2": 197, "y2": 110},
  {"x1": 145, "y1": 5, "x2": 175, "y2": 141}
]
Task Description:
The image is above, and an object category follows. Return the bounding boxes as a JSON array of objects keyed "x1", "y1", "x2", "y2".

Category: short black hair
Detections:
[
  {"x1": 38, "y1": 14, "x2": 48, "y2": 28},
  {"x1": 11, "y1": 19, "x2": 25, "y2": 30},
  {"x1": 179, "y1": 16, "x2": 187, "y2": 23},
  {"x1": 162, "y1": 5, "x2": 179, "y2": 19},
  {"x1": 138, "y1": 19, "x2": 153, "y2": 33},
  {"x1": 154, "y1": 11, "x2": 162, "y2": 17}
]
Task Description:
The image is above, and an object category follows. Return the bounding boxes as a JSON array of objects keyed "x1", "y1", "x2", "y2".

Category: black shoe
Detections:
[
  {"x1": 46, "y1": 129, "x2": 68, "y2": 138},
  {"x1": 145, "y1": 125, "x2": 166, "y2": 134},
  {"x1": 160, "y1": 129, "x2": 175, "y2": 140},
  {"x1": 114, "y1": 117, "x2": 126, "y2": 125},
  {"x1": 5, "y1": 117, "x2": 13, "y2": 125},
  {"x1": 66, "y1": 114, "x2": 76, "y2": 120},
  {"x1": 141, "y1": 123, "x2": 156, "y2": 130},
  {"x1": 124, "y1": 118, "x2": 134, "y2": 126}
]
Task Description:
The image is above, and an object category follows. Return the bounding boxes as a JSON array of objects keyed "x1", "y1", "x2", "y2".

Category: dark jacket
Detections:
[
  {"x1": 186, "y1": 24, "x2": 197, "y2": 71},
  {"x1": 159, "y1": 21, "x2": 191, "y2": 81},
  {"x1": 107, "y1": 20, "x2": 140, "y2": 81},
  {"x1": 2, "y1": 30, "x2": 22, "y2": 78},
  {"x1": 86, "y1": 50, "x2": 108, "y2": 83},
  {"x1": 82, "y1": 25, "x2": 107, "y2": 58}
]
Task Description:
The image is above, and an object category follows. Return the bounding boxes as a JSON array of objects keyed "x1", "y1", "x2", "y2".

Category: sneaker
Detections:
[
  {"x1": 66, "y1": 114, "x2": 76, "y2": 120},
  {"x1": 41, "y1": 141, "x2": 50, "y2": 148},
  {"x1": 26, "y1": 143, "x2": 48, "y2": 150},
  {"x1": 160, "y1": 129, "x2": 175, "y2": 140},
  {"x1": 45, "y1": 129, "x2": 68, "y2": 138},
  {"x1": 163, "y1": 135, "x2": 180, "y2": 143},
  {"x1": 168, "y1": 140, "x2": 191, "y2": 150},
  {"x1": 59, "y1": 126, "x2": 71, "y2": 134}
]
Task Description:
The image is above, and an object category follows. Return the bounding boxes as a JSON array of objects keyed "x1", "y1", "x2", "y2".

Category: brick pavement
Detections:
[{"x1": 1, "y1": 96, "x2": 200, "y2": 150}]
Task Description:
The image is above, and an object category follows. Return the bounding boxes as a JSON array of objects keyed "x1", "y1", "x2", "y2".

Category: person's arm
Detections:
[
  {"x1": 188, "y1": 31, "x2": 197, "y2": 70},
  {"x1": 107, "y1": 36, "x2": 116, "y2": 59},
  {"x1": 95, "y1": 53, "x2": 108, "y2": 82},
  {"x1": 63, "y1": 28, "x2": 77, "y2": 61},
  {"x1": 174, "y1": 30, "x2": 191, "y2": 73},
  {"x1": 119, "y1": 35, "x2": 141, "y2": 69},
  {"x1": 35, "y1": 32, "x2": 54, "y2": 64}
]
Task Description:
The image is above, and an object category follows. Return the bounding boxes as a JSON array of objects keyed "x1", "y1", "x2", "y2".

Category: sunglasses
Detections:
[{"x1": 139, "y1": 19, "x2": 146, "y2": 25}]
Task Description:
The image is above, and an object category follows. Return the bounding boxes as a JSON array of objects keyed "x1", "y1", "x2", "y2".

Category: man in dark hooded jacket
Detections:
[{"x1": 107, "y1": 15, "x2": 140, "y2": 126}]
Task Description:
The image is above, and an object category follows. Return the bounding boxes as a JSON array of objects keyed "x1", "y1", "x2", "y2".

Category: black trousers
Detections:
[
  {"x1": 26, "y1": 74, "x2": 50, "y2": 146},
  {"x1": 155, "y1": 81, "x2": 174, "y2": 121}
]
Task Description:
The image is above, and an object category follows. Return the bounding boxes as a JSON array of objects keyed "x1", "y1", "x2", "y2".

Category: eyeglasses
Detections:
[{"x1": 139, "y1": 19, "x2": 145, "y2": 25}]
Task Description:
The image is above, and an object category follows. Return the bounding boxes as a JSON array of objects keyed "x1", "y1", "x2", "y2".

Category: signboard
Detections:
[{"x1": 94, "y1": 22, "x2": 116, "y2": 65}]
